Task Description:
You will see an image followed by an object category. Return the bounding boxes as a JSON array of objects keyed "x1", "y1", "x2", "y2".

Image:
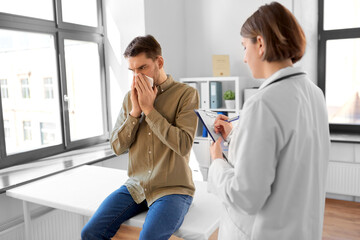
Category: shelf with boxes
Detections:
[{"x1": 180, "y1": 76, "x2": 242, "y2": 180}]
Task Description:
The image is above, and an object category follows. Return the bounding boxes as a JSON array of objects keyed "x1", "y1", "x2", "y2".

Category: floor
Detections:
[
  {"x1": 112, "y1": 198, "x2": 360, "y2": 240},
  {"x1": 322, "y1": 198, "x2": 360, "y2": 240}
]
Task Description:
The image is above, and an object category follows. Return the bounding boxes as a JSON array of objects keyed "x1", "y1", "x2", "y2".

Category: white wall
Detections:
[
  {"x1": 144, "y1": 0, "x2": 186, "y2": 81},
  {"x1": 293, "y1": 0, "x2": 318, "y2": 83},
  {"x1": 103, "y1": 0, "x2": 146, "y2": 127},
  {"x1": 143, "y1": 0, "x2": 317, "y2": 83},
  {"x1": 183, "y1": 0, "x2": 292, "y2": 78}
]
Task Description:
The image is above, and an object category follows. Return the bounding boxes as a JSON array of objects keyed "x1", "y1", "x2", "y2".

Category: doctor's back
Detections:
[{"x1": 239, "y1": 67, "x2": 330, "y2": 239}]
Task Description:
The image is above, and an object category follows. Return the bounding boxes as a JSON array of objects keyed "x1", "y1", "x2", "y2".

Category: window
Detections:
[
  {"x1": 0, "y1": 0, "x2": 54, "y2": 20},
  {"x1": 61, "y1": 0, "x2": 98, "y2": 27},
  {"x1": 44, "y1": 77, "x2": 54, "y2": 99},
  {"x1": 318, "y1": 0, "x2": 360, "y2": 133},
  {"x1": 23, "y1": 121, "x2": 32, "y2": 141},
  {"x1": 21, "y1": 78, "x2": 30, "y2": 99},
  {"x1": 0, "y1": 0, "x2": 108, "y2": 169},
  {"x1": 64, "y1": 39, "x2": 104, "y2": 141},
  {"x1": 0, "y1": 79, "x2": 8, "y2": 98},
  {"x1": 0, "y1": 30, "x2": 62, "y2": 155},
  {"x1": 40, "y1": 122, "x2": 56, "y2": 145}
]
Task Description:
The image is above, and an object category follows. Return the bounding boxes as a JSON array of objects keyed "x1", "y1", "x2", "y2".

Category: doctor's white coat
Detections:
[{"x1": 208, "y1": 67, "x2": 330, "y2": 240}]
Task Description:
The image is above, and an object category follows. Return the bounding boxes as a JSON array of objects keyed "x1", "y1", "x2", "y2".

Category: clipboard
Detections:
[{"x1": 194, "y1": 109, "x2": 229, "y2": 161}]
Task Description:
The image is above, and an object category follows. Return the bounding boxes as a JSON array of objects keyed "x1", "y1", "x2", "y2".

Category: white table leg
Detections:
[{"x1": 23, "y1": 201, "x2": 32, "y2": 240}]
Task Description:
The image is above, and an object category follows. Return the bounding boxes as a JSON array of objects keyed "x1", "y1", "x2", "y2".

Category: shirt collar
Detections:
[
  {"x1": 259, "y1": 66, "x2": 304, "y2": 90},
  {"x1": 157, "y1": 74, "x2": 174, "y2": 94}
]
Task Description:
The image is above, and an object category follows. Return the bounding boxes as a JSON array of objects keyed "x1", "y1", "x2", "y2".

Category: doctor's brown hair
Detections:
[
  {"x1": 240, "y1": 1, "x2": 306, "y2": 64},
  {"x1": 123, "y1": 35, "x2": 162, "y2": 61}
]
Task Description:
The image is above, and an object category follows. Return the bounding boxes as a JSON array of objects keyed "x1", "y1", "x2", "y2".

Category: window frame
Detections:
[
  {"x1": 58, "y1": 31, "x2": 109, "y2": 149},
  {"x1": 0, "y1": 0, "x2": 110, "y2": 169},
  {"x1": 318, "y1": 0, "x2": 360, "y2": 134}
]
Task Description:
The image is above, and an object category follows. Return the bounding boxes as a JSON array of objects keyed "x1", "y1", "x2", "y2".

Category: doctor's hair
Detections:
[
  {"x1": 123, "y1": 35, "x2": 162, "y2": 61},
  {"x1": 240, "y1": 1, "x2": 306, "y2": 64}
]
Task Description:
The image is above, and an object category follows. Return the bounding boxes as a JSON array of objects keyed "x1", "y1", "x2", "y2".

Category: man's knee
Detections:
[{"x1": 81, "y1": 224, "x2": 100, "y2": 240}]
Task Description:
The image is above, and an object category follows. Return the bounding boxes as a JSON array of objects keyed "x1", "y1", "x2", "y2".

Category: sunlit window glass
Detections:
[
  {"x1": 0, "y1": 0, "x2": 53, "y2": 20},
  {"x1": 64, "y1": 39, "x2": 104, "y2": 141},
  {"x1": 0, "y1": 29, "x2": 62, "y2": 154},
  {"x1": 324, "y1": 0, "x2": 360, "y2": 30},
  {"x1": 62, "y1": 0, "x2": 98, "y2": 27},
  {"x1": 326, "y1": 38, "x2": 360, "y2": 124}
]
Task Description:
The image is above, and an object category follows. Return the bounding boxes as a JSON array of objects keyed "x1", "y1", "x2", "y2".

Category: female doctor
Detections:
[{"x1": 208, "y1": 2, "x2": 330, "y2": 240}]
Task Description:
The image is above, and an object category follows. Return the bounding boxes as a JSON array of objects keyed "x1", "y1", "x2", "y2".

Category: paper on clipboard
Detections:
[
  {"x1": 194, "y1": 109, "x2": 221, "y2": 142},
  {"x1": 194, "y1": 109, "x2": 229, "y2": 161}
]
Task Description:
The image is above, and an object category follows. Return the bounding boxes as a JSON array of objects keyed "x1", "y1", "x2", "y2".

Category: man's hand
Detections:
[
  {"x1": 130, "y1": 76, "x2": 142, "y2": 118},
  {"x1": 210, "y1": 138, "x2": 223, "y2": 161},
  {"x1": 135, "y1": 74, "x2": 158, "y2": 115}
]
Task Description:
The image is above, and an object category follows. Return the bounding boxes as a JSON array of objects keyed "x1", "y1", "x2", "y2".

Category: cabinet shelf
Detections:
[{"x1": 181, "y1": 75, "x2": 256, "y2": 181}]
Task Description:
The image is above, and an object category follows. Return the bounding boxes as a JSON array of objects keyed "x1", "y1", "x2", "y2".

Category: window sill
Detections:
[
  {"x1": 331, "y1": 133, "x2": 360, "y2": 144},
  {"x1": 0, "y1": 142, "x2": 115, "y2": 194}
]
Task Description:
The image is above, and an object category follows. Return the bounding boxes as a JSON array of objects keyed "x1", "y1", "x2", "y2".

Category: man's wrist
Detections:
[
  {"x1": 143, "y1": 107, "x2": 154, "y2": 116},
  {"x1": 130, "y1": 110, "x2": 141, "y2": 118}
]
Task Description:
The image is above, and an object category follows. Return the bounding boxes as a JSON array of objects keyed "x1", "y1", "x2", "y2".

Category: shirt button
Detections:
[
  {"x1": 128, "y1": 134, "x2": 131, "y2": 137},
  {"x1": 148, "y1": 151, "x2": 151, "y2": 154},
  {"x1": 148, "y1": 132, "x2": 151, "y2": 135},
  {"x1": 148, "y1": 170, "x2": 151, "y2": 174},
  {"x1": 132, "y1": 121, "x2": 135, "y2": 125},
  {"x1": 144, "y1": 188, "x2": 147, "y2": 191}
]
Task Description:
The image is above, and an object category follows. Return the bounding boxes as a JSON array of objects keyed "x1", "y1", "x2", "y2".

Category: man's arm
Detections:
[
  {"x1": 145, "y1": 87, "x2": 200, "y2": 156},
  {"x1": 110, "y1": 92, "x2": 141, "y2": 155}
]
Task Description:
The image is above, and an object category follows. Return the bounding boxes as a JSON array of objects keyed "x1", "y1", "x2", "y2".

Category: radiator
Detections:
[
  {"x1": 326, "y1": 161, "x2": 360, "y2": 197},
  {"x1": 0, "y1": 209, "x2": 83, "y2": 240}
]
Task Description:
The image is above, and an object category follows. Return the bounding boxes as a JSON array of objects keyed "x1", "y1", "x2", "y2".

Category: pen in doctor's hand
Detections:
[{"x1": 225, "y1": 115, "x2": 240, "y2": 123}]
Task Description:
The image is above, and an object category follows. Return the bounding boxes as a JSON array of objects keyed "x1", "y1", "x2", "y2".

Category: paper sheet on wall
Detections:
[{"x1": 212, "y1": 55, "x2": 230, "y2": 77}]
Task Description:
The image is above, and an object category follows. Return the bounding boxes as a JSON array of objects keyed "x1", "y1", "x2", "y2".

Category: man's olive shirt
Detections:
[{"x1": 110, "y1": 75, "x2": 199, "y2": 206}]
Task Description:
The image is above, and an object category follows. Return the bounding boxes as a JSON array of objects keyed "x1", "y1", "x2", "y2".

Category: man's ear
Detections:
[
  {"x1": 156, "y1": 56, "x2": 164, "y2": 69},
  {"x1": 257, "y1": 35, "x2": 265, "y2": 57}
]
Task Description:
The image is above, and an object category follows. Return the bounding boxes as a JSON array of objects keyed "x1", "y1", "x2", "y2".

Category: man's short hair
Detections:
[
  {"x1": 240, "y1": 2, "x2": 306, "y2": 64},
  {"x1": 123, "y1": 35, "x2": 162, "y2": 60}
]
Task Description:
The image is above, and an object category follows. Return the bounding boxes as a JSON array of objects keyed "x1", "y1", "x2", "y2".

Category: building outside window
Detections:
[
  {"x1": 318, "y1": 0, "x2": 360, "y2": 132},
  {"x1": 0, "y1": 79, "x2": 9, "y2": 98},
  {"x1": 23, "y1": 121, "x2": 32, "y2": 141},
  {"x1": 43, "y1": 77, "x2": 54, "y2": 99}
]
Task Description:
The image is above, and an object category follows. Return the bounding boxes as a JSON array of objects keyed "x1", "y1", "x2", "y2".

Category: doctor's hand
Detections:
[
  {"x1": 214, "y1": 115, "x2": 233, "y2": 140},
  {"x1": 135, "y1": 73, "x2": 158, "y2": 116},
  {"x1": 130, "y1": 76, "x2": 141, "y2": 118},
  {"x1": 210, "y1": 138, "x2": 223, "y2": 161}
]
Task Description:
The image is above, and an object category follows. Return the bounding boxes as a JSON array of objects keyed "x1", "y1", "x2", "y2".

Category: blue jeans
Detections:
[{"x1": 81, "y1": 185, "x2": 193, "y2": 240}]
